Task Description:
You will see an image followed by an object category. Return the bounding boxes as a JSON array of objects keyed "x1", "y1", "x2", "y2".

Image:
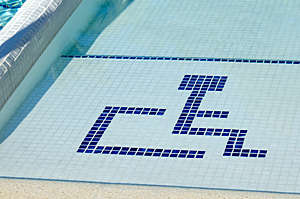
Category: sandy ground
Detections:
[{"x1": 0, "y1": 179, "x2": 300, "y2": 199}]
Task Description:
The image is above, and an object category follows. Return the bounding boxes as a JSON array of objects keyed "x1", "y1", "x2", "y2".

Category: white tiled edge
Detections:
[{"x1": 0, "y1": 0, "x2": 82, "y2": 110}]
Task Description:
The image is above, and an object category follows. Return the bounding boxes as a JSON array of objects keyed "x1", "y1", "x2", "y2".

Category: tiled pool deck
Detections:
[{"x1": 1, "y1": 0, "x2": 300, "y2": 194}]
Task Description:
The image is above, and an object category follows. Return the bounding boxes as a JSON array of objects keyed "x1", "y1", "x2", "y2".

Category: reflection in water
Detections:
[{"x1": 0, "y1": 0, "x2": 26, "y2": 30}]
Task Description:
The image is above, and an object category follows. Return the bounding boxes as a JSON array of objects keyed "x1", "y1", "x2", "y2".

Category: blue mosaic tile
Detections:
[
  {"x1": 173, "y1": 75, "x2": 267, "y2": 158},
  {"x1": 61, "y1": 55, "x2": 300, "y2": 65},
  {"x1": 77, "y1": 106, "x2": 205, "y2": 158},
  {"x1": 77, "y1": 74, "x2": 267, "y2": 159}
]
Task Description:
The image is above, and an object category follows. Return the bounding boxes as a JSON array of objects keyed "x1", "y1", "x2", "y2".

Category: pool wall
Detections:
[
  {"x1": 0, "y1": 0, "x2": 81, "y2": 111},
  {"x1": 0, "y1": 0, "x2": 129, "y2": 134}
]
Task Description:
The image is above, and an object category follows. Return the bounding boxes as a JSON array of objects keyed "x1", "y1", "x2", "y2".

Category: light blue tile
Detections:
[
  {"x1": 0, "y1": 58, "x2": 300, "y2": 193},
  {"x1": 79, "y1": 0, "x2": 300, "y2": 60},
  {"x1": 1, "y1": 0, "x2": 300, "y2": 194}
]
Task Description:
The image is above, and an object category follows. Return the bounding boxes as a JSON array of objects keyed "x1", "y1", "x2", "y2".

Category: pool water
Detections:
[
  {"x1": 0, "y1": 0, "x2": 26, "y2": 30},
  {"x1": 1, "y1": 0, "x2": 300, "y2": 194}
]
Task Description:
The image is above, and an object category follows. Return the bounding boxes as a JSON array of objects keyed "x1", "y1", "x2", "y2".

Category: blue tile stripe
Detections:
[
  {"x1": 173, "y1": 75, "x2": 267, "y2": 158},
  {"x1": 90, "y1": 146, "x2": 205, "y2": 158},
  {"x1": 77, "y1": 106, "x2": 206, "y2": 159},
  {"x1": 61, "y1": 55, "x2": 300, "y2": 64}
]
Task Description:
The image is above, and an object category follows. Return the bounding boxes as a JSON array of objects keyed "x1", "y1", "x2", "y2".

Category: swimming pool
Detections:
[
  {"x1": 1, "y1": 0, "x2": 300, "y2": 195},
  {"x1": 0, "y1": 0, "x2": 25, "y2": 30}
]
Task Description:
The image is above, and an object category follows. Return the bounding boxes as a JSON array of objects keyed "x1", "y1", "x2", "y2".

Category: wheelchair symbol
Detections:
[{"x1": 77, "y1": 75, "x2": 267, "y2": 159}]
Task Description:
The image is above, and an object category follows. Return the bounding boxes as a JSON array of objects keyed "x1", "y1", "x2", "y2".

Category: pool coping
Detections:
[
  {"x1": 0, "y1": 0, "x2": 82, "y2": 110},
  {"x1": 0, "y1": 176, "x2": 299, "y2": 197}
]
